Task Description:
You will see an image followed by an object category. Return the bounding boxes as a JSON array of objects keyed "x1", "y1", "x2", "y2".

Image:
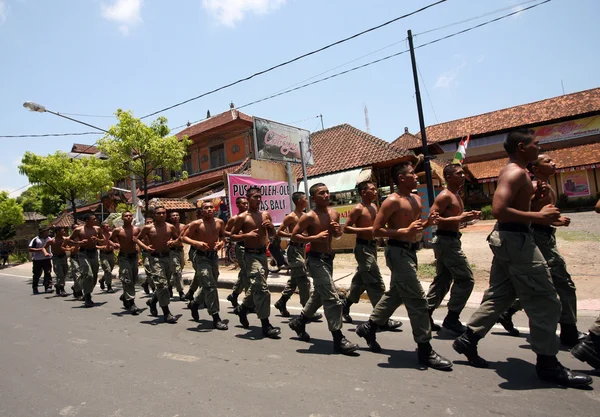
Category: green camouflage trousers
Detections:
[
  {"x1": 426, "y1": 234, "x2": 474, "y2": 314},
  {"x1": 69, "y1": 255, "x2": 82, "y2": 293},
  {"x1": 149, "y1": 254, "x2": 172, "y2": 307},
  {"x1": 119, "y1": 252, "x2": 139, "y2": 301},
  {"x1": 79, "y1": 250, "x2": 99, "y2": 296},
  {"x1": 141, "y1": 251, "x2": 155, "y2": 291},
  {"x1": 371, "y1": 245, "x2": 431, "y2": 344},
  {"x1": 467, "y1": 226, "x2": 561, "y2": 356},
  {"x1": 241, "y1": 252, "x2": 270, "y2": 320},
  {"x1": 191, "y1": 250, "x2": 220, "y2": 315},
  {"x1": 52, "y1": 255, "x2": 68, "y2": 288},
  {"x1": 303, "y1": 254, "x2": 342, "y2": 332},
  {"x1": 232, "y1": 243, "x2": 248, "y2": 296},
  {"x1": 280, "y1": 243, "x2": 311, "y2": 306},
  {"x1": 347, "y1": 241, "x2": 386, "y2": 307},
  {"x1": 169, "y1": 247, "x2": 185, "y2": 293},
  {"x1": 99, "y1": 252, "x2": 115, "y2": 289}
]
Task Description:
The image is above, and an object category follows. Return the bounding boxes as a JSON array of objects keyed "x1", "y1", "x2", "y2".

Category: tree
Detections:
[
  {"x1": 97, "y1": 109, "x2": 192, "y2": 214},
  {"x1": 19, "y1": 151, "x2": 114, "y2": 224},
  {"x1": 0, "y1": 191, "x2": 25, "y2": 240},
  {"x1": 16, "y1": 184, "x2": 65, "y2": 217}
]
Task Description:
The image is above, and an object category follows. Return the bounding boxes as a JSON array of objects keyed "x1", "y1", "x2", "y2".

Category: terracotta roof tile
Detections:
[
  {"x1": 466, "y1": 142, "x2": 600, "y2": 180},
  {"x1": 49, "y1": 212, "x2": 82, "y2": 228},
  {"x1": 306, "y1": 124, "x2": 413, "y2": 177},
  {"x1": 71, "y1": 143, "x2": 99, "y2": 154},
  {"x1": 176, "y1": 109, "x2": 253, "y2": 139},
  {"x1": 23, "y1": 212, "x2": 47, "y2": 222},
  {"x1": 148, "y1": 198, "x2": 196, "y2": 211},
  {"x1": 391, "y1": 131, "x2": 421, "y2": 150},
  {"x1": 425, "y1": 88, "x2": 600, "y2": 143}
]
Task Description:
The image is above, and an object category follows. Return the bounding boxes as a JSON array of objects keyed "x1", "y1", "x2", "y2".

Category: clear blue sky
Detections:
[{"x1": 1, "y1": 0, "x2": 598, "y2": 196}]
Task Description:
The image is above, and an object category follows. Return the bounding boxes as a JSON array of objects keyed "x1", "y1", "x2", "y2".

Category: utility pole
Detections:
[
  {"x1": 319, "y1": 114, "x2": 324, "y2": 130},
  {"x1": 407, "y1": 29, "x2": 435, "y2": 207}
]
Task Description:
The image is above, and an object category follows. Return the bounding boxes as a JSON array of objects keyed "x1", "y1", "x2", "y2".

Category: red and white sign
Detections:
[{"x1": 227, "y1": 174, "x2": 295, "y2": 225}]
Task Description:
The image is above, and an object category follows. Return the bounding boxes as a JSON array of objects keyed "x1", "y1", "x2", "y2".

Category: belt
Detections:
[
  {"x1": 387, "y1": 239, "x2": 419, "y2": 251},
  {"x1": 70, "y1": 255, "x2": 78, "y2": 260},
  {"x1": 101, "y1": 250, "x2": 114, "y2": 255},
  {"x1": 236, "y1": 241, "x2": 245, "y2": 248},
  {"x1": 80, "y1": 247, "x2": 98, "y2": 254},
  {"x1": 531, "y1": 223, "x2": 555, "y2": 234},
  {"x1": 119, "y1": 251, "x2": 138, "y2": 258},
  {"x1": 356, "y1": 238, "x2": 377, "y2": 247},
  {"x1": 289, "y1": 241, "x2": 306, "y2": 247},
  {"x1": 53, "y1": 253, "x2": 66, "y2": 259},
  {"x1": 435, "y1": 230, "x2": 461, "y2": 239},
  {"x1": 170, "y1": 246, "x2": 184, "y2": 252},
  {"x1": 191, "y1": 248, "x2": 218, "y2": 260},
  {"x1": 151, "y1": 251, "x2": 170, "y2": 258},
  {"x1": 308, "y1": 251, "x2": 335, "y2": 261},
  {"x1": 497, "y1": 222, "x2": 530, "y2": 233},
  {"x1": 245, "y1": 247, "x2": 267, "y2": 254}
]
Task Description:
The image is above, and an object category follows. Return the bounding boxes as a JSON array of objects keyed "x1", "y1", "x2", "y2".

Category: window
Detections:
[
  {"x1": 153, "y1": 168, "x2": 165, "y2": 183},
  {"x1": 183, "y1": 154, "x2": 193, "y2": 174},
  {"x1": 210, "y1": 144, "x2": 225, "y2": 169}
]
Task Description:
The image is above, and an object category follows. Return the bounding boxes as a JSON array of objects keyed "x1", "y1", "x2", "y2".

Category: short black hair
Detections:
[
  {"x1": 504, "y1": 129, "x2": 535, "y2": 155},
  {"x1": 292, "y1": 191, "x2": 305, "y2": 204},
  {"x1": 246, "y1": 186, "x2": 261, "y2": 198},
  {"x1": 122, "y1": 211, "x2": 131, "y2": 217},
  {"x1": 235, "y1": 196, "x2": 248, "y2": 205},
  {"x1": 391, "y1": 162, "x2": 413, "y2": 185},
  {"x1": 82, "y1": 213, "x2": 94, "y2": 222},
  {"x1": 309, "y1": 182, "x2": 327, "y2": 197},
  {"x1": 357, "y1": 181, "x2": 374, "y2": 194},
  {"x1": 153, "y1": 205, "x2": 165, "y2": 212},
  {"x1": 201, "y1": 200, "x2": 213, "y2": 208},
  {"x1": 443, "y1": 163, "x2": 462, "y2": 179}
]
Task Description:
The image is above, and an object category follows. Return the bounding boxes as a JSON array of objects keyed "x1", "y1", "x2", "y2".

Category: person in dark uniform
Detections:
[{"x1": 29, "y1": 228, "x2": 53, "y2": 294}]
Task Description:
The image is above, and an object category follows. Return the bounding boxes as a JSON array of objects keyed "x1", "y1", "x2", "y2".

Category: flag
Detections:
[{"x1": 452, "y1": 135, "x2": 470, "y2": 164}]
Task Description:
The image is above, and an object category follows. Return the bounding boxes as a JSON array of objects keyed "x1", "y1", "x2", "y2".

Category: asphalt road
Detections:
[{"x1": 0, "y1": 267, "x2": 599, "y2": 417}]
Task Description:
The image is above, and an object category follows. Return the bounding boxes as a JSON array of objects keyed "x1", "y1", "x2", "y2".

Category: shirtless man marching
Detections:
[
  {"x1": 97, "y1": 221, "x2": 116, "y2": 293},
  {"x1": 342, "y1": 181, "x2": 401, "y2": 331},
  {"x1": 135, "y1": 205, "x2": 180, "y2": 324},
  {"x1": 453, "y1": 129, "x2": 591, "y2": 387},
  {"x1": 230, "y1": 186, "x2": 280, "y2": 339},
  {"x1": 167, "y1": 212, "x2": 186, "y2": 301},
  {"x1": 288, "y1": 183, "x2": 359, "y2": 355},
  {"x1": 182, "y1": 201, "x2": 228, "y2": 330},
  {"x1": 273, "y1": 191, "x2": 315, "y2": 317},
  {"x1": 224, "y1": 197, "x2": 249, "y2": 308},
  {"x1": 425, "y1": 164, "x2": 480, "y2": 334},
  {"x1": 45, "y1": 227, "x2": 69, "y2": 297},
  {"x1": 355, "y1": 162, "x2": 453, "y2": 371},
  {"x1": 110, "y1": 211, "x2": 142, "y2": 315},
  {"x1": 67, "y1": 213, "x2": 104, "y2": 308}
]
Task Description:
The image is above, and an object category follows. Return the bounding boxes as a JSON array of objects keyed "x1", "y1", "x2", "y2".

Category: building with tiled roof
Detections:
[
  {"x1": 71, "y1": 143, "x2": 99, "y2": 154},
  {"x1": 411, "y1": 87, "x2": 600, "y2": 208}
]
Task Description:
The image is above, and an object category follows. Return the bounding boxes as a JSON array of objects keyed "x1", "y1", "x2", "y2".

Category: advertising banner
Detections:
[
  {"x1": 534, "y1": 115, "x2": 600, "y2": 144},
  {"x1": 332, "y1": 204, "x2": 356, "y2": 225},
  {"x1": 253, "y1": 117, "x2": 314, "y2": 165},
  {"x1": 561, "y1": 170, "x2": 590, "y2": 197},
  {"x1": 227, "y1": 174, "x2": 295, "y2": 225}
]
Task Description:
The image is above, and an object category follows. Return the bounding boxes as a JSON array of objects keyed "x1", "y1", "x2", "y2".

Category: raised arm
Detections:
[
  {"x1": 492, "y1": 171, "x2": 560, "y2": 224},
  {"x1": 134, "y1": 225, "x2": 153, "y2": 252},
  {"x1": 276, "y1": 214, "x2": 295, "y2": 238}
]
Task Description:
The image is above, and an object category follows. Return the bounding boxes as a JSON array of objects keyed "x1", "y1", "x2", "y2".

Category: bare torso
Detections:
[
  {"x1": 114, "y1": 225, "x2": 140, "y2": 253},
  {"x1": 353, "y1": 203, "x2": 377, "y2": 240},
  {"x1": 239, "y1": 210, "x2": 270, "y2": 249},
  {"x1": 497, "y1": 163, "x2": 535, "y2": 223},
  {"x1": 50, "y1": 237, "x2": 66, "y2": 256},
  {"x1": 385, "y1": 193, "x2": 423, "y2": 242},
  {"x1": 76, "y1": 226, "x2": 102, "y2": 249},
  {"x1": 187, "y1": 218, "x2": 224, "y2": 250},
  {"x1": 307, "y1": 208, "x2": 339, "y2": 253},
  {"x1": 436, "y1": 189, "x2": 465, "y2": 232},
  {"x1": 145, "y1": 223, "x2": 177, "y2": 253}
]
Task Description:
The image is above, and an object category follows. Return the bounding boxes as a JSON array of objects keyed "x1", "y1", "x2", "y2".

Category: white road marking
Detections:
[{"x1": 158, "y1": 352, "x2": 200, "y2": 362}]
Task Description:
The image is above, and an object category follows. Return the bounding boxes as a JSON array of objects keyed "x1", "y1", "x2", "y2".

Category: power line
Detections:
[
  {"x1": 0, "y1": 132, "x2": 103, "y2": 138},
  {"x1": 417, "y1": 64, "x2": 439, "y2": 124},
  {"x1": 7, "y1": 184, "x2": 30, "y2": 196},
  {"x1": 140, "y1": 0, "x2": 448, "y2": 119},
  {"x1": 60, "y1": 112, "x2": 115, "y2": 119}
]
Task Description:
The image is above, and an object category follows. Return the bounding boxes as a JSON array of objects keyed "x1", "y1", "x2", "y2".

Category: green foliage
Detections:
[
  {"x1": 115, "y1": 203, "x2": 134, "y2": 213},
  {"x1": 16, "y1": 184, "x2": 65, "y2": 217},
  {"x1": 418, "y1": 262, "x2": 437, "y2": 279},
  {"x1": 480, "y1": 204, "x2": 494, "y2": 220},
  {"x1": 18, "y1": 151, "x2": 113, "y2": 220},
  {"x1": 9, "y1": 251, "x2": 29, "y2": 264},
  {"x1": 97, "y1": 109, "x2": 192, "y2": 212},
  {"x1": 0, "y1": 191, "x2": 25, "y2": 235},
  {"x1": 556, "y1": 192, "x2": 600, "y2": 210}
]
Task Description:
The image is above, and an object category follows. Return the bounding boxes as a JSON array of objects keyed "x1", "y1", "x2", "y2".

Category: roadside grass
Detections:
[{"x1": 556, "y1": 230, "x2": 600, "y2": 242}]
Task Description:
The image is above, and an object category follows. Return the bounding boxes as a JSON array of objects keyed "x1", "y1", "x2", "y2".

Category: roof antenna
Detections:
[
  {"x1": 561, "y1": 80, "x2": 565, "y2": 95},
  {"x1": 364, "y1": 104, "x2": 371, "y2": 134}
]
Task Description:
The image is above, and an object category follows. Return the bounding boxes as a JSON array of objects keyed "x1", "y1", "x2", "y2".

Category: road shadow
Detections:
[
  {"x1": 432, "y1": 330, "x2": 461, "y2": 341},
  {"x1": 234, "y1": 326, "x2": 271, "y2": 340},
  {"x1": 295, "y1": 337, "x2": 360, "y2": 357},
  {"x1": 186, "y1": 318, "x2": 230, "y2": 333},
  {"x1": 111, "y1": 307, "x2": 148, "y2": 318},
  {"x1": 139, "y1": 314, "x2": 183, "y2": 326},
  {"x1": 377, "y1": 348, "x2": 430, "y2": 370},
  {"x1": 71, "y1": 301, "x2": 108, "y2": 309}
]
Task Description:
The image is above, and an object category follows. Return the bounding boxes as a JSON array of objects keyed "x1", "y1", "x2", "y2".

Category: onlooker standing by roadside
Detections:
[{"x1": 28, "y1": 228, "x2": 53, "y2": 294}]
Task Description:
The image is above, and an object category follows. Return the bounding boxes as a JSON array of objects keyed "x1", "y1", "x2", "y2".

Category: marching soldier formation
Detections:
[{"x1": 29, "y1": 130, "x2": 600, "y2": 388}]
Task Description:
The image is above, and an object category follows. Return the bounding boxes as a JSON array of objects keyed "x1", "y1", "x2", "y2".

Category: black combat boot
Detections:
[
  {"x1": 99, "y1": 278, "x2": 105, "y2": 290},
  {"x1": 341, "y1": 299, "x2": 353, "y2": 323},
  {"x1": 536, "y1": 354, "x2": 592, "y2": 387},
  {"x1": 571, "y1": 333, "x2": 600, "y2": 370},
  {"x1": 129, "y1": 301, "x2": 141, "y2": 316},
  {"x1": 559, "y1": 323, "x2": 587, "y2": 348},
  {"x1": 288, "y1": 313, "x2": 311, "y2": 342},
  {"x1": 58, "y1": 286, "x2": 68, "y2": 297},
  {"x1": 141, "y1": 282, "x2": 150, "y2": 294},
  {"x1": 55, "y1": 286, "x2": 61, "y2": 295},
  {"x1": 184, "y1": 290, "x2": 194, "y2": 301},
  {"x1": 442, "y1": 310, "x2": 467, "y2": 335},
  {"x1": 497, "y1": 307, "x2": 519, "y2": 336},
  {"x1": 261, "y1": 319, "x2": 280, "y2": 339},
  {"x1": 178, "y1": 291, "x2": 185, "y2": 302},
  {"x1": 84, "y1": 293, "x2": 94, "y2": 308},
  {"x1": 188, "y1": 300, "x2": 200, "y2": 321},
  {"x1": 146, "y1": 297, "x2": 158, "y2": 317},
  {"x1": 235, "y1": 304, "x2": 250, "y2": 328},
  {"x1": 161, "y1": 306, "x2": 178, "y2": 323},
  {"x1": 332, "y1": 330, "x2": 359, "y2": 355},
  {"x1": 168, "y1": 285, "x2": 174, "y2": 298},
  {"x1": 226, "y1": 292, "x2": 239, "y2": 308},
  {"x1": 212, "y1": 313, "x2": 228, "y2": 330},
  {"x1": 452, "y1": 328, "x2": 488, "y2": 368},
  {"x1": 106, "y1": 284, "x2": 114, "y2": 294},
  {"x1": 274, "y1": 297, "x2": 290, "y2": 317},
  {"x1": 377, "y1": 319, "x2": 403, "y2": 332},
  {"x1": 417, "y1": 342, "x2": 453, "y2": 371},
  {"x1": 356, "y1": 320, "x2": 381, "y2": 353},
  {"x1": 429, "y1": 308, "x2": 441, "y2": 332}
]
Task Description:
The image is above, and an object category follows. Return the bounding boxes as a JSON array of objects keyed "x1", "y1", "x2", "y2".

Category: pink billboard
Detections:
[{"x1": 227, "y1": 174, "x2": 295, "y2": 225}]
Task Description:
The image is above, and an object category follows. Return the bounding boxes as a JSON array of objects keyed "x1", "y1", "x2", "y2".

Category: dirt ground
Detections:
[{"x1": 332, "y1": 211, "x2": 600, "y2": 300}]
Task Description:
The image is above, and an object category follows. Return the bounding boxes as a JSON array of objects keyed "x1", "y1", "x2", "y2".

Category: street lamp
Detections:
[{"x1": 22, "y1": 101, "x2": 138, "y2": 209}]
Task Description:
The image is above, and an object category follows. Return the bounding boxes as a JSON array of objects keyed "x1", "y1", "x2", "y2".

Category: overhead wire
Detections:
[
  {"x1": 140, "y1": 0, "x2": 448, "y2": 119},
  {"x1": 0, "y1": 132, "x2": 103, "y2": 138}
]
